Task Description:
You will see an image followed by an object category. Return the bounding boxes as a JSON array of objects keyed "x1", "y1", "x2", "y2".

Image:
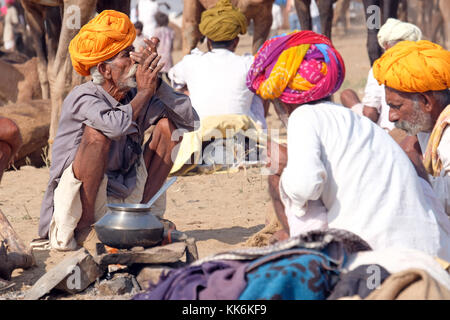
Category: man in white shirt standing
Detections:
[
  {"x1": 373, "y1": 39, "x2": 450, "y2": 217},
  {"x1": 340, "y1": 18, "x2": 422, "y2": 132},
  {"x1": 168, "y1": 0, "x2": 266, "y2": 128},
  {"x1": 247, "y1": 30, "x2": 450, "y2": 260}
]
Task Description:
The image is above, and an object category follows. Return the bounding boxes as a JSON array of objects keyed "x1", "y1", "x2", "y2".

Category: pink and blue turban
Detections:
[{"x1": 246, "y1": 31, "x2": 345, "y2": 105}]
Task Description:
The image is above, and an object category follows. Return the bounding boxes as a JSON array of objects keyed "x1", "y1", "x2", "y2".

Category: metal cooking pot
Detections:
[
  {"x1": 94, "y1": 177, "x2": 177, "y2": 249},
  {"x1": 94, "y1": 205, "x2": 164, "y2": 249}
]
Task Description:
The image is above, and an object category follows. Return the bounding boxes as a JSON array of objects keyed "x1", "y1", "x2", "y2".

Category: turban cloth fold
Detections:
[
  {"x1": 377, "y1": 18, "x2": 422, "y2": 49},
  {"x1": 69, "y1": 10, "x2": 136, "y2": 76},
  {"x1": 199, "y1": 0, "x2": 247, "y2": 42},
  {"x1": 246, "y1": 31, "x2": 345, "y2": 105},
  {"x1": 423, "y1": 105, "x2": 450, "y2": 177},
  {"x1": 373, "y1": 40, "x2": 450, "y2": 93}
]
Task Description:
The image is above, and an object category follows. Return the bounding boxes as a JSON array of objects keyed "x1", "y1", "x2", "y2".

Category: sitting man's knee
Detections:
[
  {"x1": 154, "y1": 118, "x2": 179, "y2": 143},
  {"x1": 0, "y1": 117, "x2": 23, "y2": 152}
]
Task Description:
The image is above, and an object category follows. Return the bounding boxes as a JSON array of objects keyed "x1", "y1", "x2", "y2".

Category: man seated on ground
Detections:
[
  {"x1": 340, "y1": 18, "x2": 422, "y2": 132},
  {"x1": 168, "y1": 0, "x2": 266, "y2": 127},
  {"x1": 373, "y1": 40, "x2": 450, "y2": 216},
  {"x1": 0, "y1": 116, "x2": 22, "y2": 291},
  {"x1": 247, "y1": 30, "x2": 450, "y2": 260},
  {"x1": 167, "y1": 0, "x2": 267, "y2": 174},
  {"x1": 37, "y1": 10, "x2": 199, "y2": 252}
]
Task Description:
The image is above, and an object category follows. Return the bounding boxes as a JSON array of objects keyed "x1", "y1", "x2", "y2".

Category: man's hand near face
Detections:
[{"x1": 129, "y1": 37, "x2": 165, "y2": 120}]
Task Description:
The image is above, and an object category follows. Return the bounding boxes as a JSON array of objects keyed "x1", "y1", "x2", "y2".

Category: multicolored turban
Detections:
[
  {"x1": 246, "y1": 31, "x2": 345, "y2": 105},
  {"x1": 199, "y1": 0, "x2": 247, "y2": 42},
  {"x1": 373, "y1": 40, "x2": 450, "y2": 93},
  {"x1": 69, "y1": 10, "x2": 136, "y2": 76}
]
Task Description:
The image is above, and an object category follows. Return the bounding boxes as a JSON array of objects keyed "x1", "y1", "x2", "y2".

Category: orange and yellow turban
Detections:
[
  {"x1": 247, "y1": 31, "x2": 345, "y2": 105},
  {"x1": 199, "y1": 0, "x2": 247, "y2": 42},
  {"x1": 69, "y1": 10, "x2": 136, "y2": 76},
  {"x1": 373, "y1": 40, "x2": 450, "y2": 93}
]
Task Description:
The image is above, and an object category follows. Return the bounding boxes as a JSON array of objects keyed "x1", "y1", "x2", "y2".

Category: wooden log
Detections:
[
  {"x1": 0, "y1": 100, "x2": 51, "y2": 166},
  {"x1": 0, "y1": 209, "x2": 36, "y2": 280}
]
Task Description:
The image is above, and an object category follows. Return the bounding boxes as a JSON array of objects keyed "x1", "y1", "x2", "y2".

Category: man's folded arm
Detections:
[{"x1": 75, "y1": 95, "x2": 136, "y2": 139}]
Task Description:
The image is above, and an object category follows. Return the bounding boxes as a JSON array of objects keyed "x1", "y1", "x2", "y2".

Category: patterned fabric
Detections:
[
  {"x1": 132, "y1": 229, "x2": 370, "y2": 300},
  {"x1": 239, "y1": 249, "x2": 342, "y2": 300},
  {"x1": 246, "y1": 30, "x2": 345, "y2": 105},
  {"x1": 423, "y1": 105, "x2": 450, "y2": 176},
  {"x1": 373, "y1": 40, "x2": 450, "y2": 93},
  {"x1": 133, "y1": 260, "x2": 249, "y2": 300},
  {"x1": 192, "y1": 229, "x2": 371, "y2": 266},
  {"x1": 327, "y1": 264, "x2": 391, "y2": 300}
]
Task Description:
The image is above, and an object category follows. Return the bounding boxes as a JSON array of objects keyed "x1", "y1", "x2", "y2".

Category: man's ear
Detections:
[
  {"x1": 418, "y1": 92, "x2": 434, "y2": 113},
  {"x1": 206, "y1": 39, "x2": 212, "y2": 51},
  {"x1": 97, "y1": 62, "x2": 112, "y2": 80}
]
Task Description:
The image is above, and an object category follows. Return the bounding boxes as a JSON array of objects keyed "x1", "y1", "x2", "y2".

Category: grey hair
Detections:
[
  {"x1": 430, "y1": 89, "x2": 450, "y2": 108},
  {"x1": 90, "y1": 66, "x2": 105, "y2": 85}
]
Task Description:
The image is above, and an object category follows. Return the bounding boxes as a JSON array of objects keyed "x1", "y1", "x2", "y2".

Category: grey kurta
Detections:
[{"x1": 38, "y1": 80, "x2": 199, "y2": 238}]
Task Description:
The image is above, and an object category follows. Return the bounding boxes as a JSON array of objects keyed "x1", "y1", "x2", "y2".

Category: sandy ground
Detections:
[{"x1": 0, "y1": 21, "x2": 371, "y2": 298}]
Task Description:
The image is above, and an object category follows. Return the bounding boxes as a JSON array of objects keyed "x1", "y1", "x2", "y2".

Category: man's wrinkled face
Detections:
[
  {"x1": 108, "y1": 46, "x2": 137, "y2": 91},
  {"x1": 385, "y1": 87, "x2": 434, "y2": 135}
]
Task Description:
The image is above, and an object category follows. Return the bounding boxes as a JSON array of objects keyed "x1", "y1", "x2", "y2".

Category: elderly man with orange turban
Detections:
[
  {"x1": 373, "y1": 40, "x2": 450, "y2": 217},
  {"x1": 37, "y1": 10, "x2": 199, "y2": 252},
  {"x1": 249, "y1": 31, "x2": 450, "y2": 261}
]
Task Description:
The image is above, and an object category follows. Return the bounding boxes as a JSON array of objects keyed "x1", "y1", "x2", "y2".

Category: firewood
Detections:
[{"x1": 0, "y1": 209, "x2": 35, "y2": 280}]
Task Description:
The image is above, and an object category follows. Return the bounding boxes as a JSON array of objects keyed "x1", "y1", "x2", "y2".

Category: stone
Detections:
[
  {"x1": 136, "y1": 266, "x2": 172, "y2": 291},
  {"x1": 96, "y1": 274, "x2": 134, "y2": 296},
  {"x1": 185, "y1": 237, "x2": 199, "y2": 263},
  {"x1": 23, "y1": 248, "x2": 104, "y2": 300},
  {"x1": 94, "y1": 242, "x2": 187, "y2": 267}
]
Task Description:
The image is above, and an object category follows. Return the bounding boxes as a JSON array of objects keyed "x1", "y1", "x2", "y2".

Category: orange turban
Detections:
[
  {"x1": 373, "y1": 40, "x2": 450, "y2": 93},
  {"x1": 69, "y1": 10, "x2": 136, "y2": 76}
]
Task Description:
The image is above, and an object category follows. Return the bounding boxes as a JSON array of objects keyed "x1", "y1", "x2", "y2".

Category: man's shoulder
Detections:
[
  {"x1": 64, "y1": 81, "x2": 107, "y2": 106},
  {"x1": 66, "y1": 81, "x2": 97, "y2": 98}
]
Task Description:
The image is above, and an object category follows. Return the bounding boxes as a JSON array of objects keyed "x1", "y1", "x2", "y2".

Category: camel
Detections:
[
  {"x1": 293, "y1": 0, "x2": 337, "y2": 39},
  {"x1": 408, "y1": 0, "x2": 449, "y2": 50},
  {"x1": 20, "y1": 0, "x2": 130, "y2": 158},
  {"x1": 332, "y1": 0, "x2": 351, "y2": 34},
  {"x1": 361, "y1": 0, "x2": 404, "y2": 65},
  {"x1": 182, "y1": 0, "x2": 274, "y2": 55}
]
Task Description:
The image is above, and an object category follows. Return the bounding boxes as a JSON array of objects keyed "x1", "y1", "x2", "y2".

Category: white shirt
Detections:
[
  {"x1": 168, "y1": 48, "x2": 267, "y2": 128},
  {"x1": 280, "y1": 102, "x2": 450, "y2": 260},
  {"x1": 138, "y1": 0, "x2": 159, "y2": 38},
  {"x1": 362, "y1": 68, "x2": 395, "y2": 131},
  {"x1": 417, "y1": 129, "x2": 450, "y2": 216}
]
